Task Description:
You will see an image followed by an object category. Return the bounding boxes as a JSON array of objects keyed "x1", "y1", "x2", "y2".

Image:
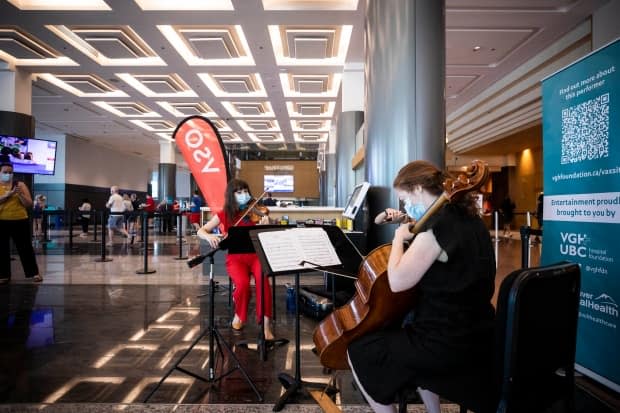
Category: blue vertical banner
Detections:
[{"x1": 542, "y1": 38, "x2": 619, "y2": 391}]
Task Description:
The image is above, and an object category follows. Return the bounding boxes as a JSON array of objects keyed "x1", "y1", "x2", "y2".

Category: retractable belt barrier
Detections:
[
  {"x1": 95, "y1": 210, "x2": 113, "y2": 263},
  {"x1": 519, "y1": 225, "x2": 543, "y2": 269},
  {"x1": 174, "y1": 213, "x2": 188, "y2": 260},
  {"x1": 137, "y1": 211, "x2": 156, "y2": 274}
]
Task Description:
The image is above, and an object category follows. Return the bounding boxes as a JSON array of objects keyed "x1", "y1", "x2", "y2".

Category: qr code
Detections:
[{"x1": 560, "y1": 93, "x2": 609, "y2": 164}]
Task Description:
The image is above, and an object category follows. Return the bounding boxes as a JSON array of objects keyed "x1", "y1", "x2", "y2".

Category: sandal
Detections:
[
  {"x1": 231, "y1": 314, "x2": 244, "y2": 331},
  {"x1": 32, "y1": 275, "x2": 43, "y2": 283},
  {"x1": 0, "y1": 278, "x2": 9, "y2": 285}
]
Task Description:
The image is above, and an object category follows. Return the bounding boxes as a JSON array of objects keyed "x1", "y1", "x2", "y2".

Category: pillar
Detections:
[
  {"x1": 364, "y1": 0, "x2": 446, "y2": 247},
  {"x1": 158, "y1": 141, "x2": 176, "y2": 202}
]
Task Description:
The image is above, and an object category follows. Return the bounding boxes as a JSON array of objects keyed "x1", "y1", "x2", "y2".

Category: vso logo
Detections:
[{"x1": 559, "y1": 232, "x2": 588, "y2": 257}]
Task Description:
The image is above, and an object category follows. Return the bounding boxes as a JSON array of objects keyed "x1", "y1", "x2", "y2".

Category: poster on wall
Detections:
[{"x1": 541, "y1": 37, "x2": 619, "y2": 391}]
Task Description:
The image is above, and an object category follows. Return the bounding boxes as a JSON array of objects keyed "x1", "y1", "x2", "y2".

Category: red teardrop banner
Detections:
[{"x1": 173, "y1": 116, "x2": 230, "y2": 214}]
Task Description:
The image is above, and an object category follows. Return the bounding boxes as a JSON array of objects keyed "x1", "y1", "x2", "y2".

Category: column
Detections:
[
  {"x1": 364, "y1": 0, "x2": 446, "y2": 247},
  {"x1": 158, "y1": 141, "x2": 176, "y2": 202}
]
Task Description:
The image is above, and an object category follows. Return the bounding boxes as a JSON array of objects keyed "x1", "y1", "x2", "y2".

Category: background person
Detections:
[
  {"x1": 0, "y1": 160, "x2": 43, "y2": 284},
  {"x1": 32, "y1": 194, "x2": 46, "y2": 237},
  {"x1": 347, "y1": 160, "x2": 496, "y2": 413},
  {"x1": 197, "y1": 179, "x2": 274, "y2": 340},
  {"x1": 106, "y1": 186, "x2": 129, "y2": 245},
  {"x1": 78, "y1": 198, "x2": 91, "y2": 237},
  {"x1": 189, "y1": 189, "x2": 203, "y2": 233}
]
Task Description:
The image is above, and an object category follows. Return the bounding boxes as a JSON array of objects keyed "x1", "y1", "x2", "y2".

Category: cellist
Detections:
[
  {"x1": 197, "y1": 179, "x2": 274, "y2": 340},
  {"x1": 347, "y1": 160, "x2": 496, "y2": 413}
]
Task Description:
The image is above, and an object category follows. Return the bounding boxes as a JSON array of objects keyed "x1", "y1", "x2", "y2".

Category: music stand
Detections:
[
  {"x1": 219, "y1": 225, "x2": 292, "y2": 361},
  {"x1": 248, "y1": 225, "x2": 362, "y2": 412},
  {"x1": 143, "y1": 246, "x2": 261, "y2": 403}
]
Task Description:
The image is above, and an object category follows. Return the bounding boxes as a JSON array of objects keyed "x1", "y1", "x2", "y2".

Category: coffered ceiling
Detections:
[{"x1": 0, "y1": 0, "x2": 610, "y2": 165}]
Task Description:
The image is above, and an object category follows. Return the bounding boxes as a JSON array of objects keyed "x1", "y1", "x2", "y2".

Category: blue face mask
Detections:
[
  {"x1": 235, "y1": 192, "x2": 251, "y2": 207},
  {"x1": 404, "y1": 199, "x2": 426, "y2": 221}
]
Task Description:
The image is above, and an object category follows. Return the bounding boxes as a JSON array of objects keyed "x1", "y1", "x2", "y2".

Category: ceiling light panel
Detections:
[
  {"x1": 222, "y1": 101, "x2": 275, "y2": 118},
  {"x1": 248, "y1": 132, "x2": 284, "y2": 143},
  {"x1": 0, "y1": 27, "x2": 77, "y2": 66},
  {"x1": 219, "y1": 132, "x2": 243, "y2": 143},
  {"x1": 7, "y1": 0, "x2": 111, "y2": 10},
  {"x1": 131, "y1": 119, "x2": 175, "y2": 132},
  {"x1": 280, "y1": 73, "x2": 341, "y2": 97},
  {"x1": 210, "y1": 119, "x2": 232, "y2": 132},
  {"x1": 156, "y1": 102, "x2": 217, "y2": 118},
  {"x1": 286, "y1": 101, "x2": 335, "y2": 117},
  {"x1": 269, "y1": 25, "x2": 352, "y2": 65},
  {"x1": 116, "y1": 73, "x2": 197, "y2": 97},
  {"x1": 291, "y1": 119, "x2": 331, "y2": 132},
  {"x1": 294, "y1": 132, "x2": 328, "y2": 142},
  {"x1": 134, "y1": 0, "x2": 233, "y2": 10},
  {"x1": 92, "y1": 101, "x2": 160, "y2": 118},
  {"x1": 198, "y1": 73, "x2": 267, "y2": 97},
  {"x1": 158, "y1": 25, "x2": 254, "y2": 66},
  {"x1": 237, "y1": 120, "x2": 280, "y2": 132},
  {"x1": 262, "y1": 0, "x2": 358, "y2": 10},
  {"x1": 35, "y1": 74, "x2": 128, "y2": 98},
  {"x1": 46, "y1": 25, "x2": 164, "y2": 66}
]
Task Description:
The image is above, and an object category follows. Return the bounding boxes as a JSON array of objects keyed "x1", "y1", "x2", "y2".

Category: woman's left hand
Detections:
[{"x1": 394, "y1": 222, "x2": 415, "y2": 243}]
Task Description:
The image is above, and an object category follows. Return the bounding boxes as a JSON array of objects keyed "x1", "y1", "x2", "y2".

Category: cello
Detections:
[{"x1": 312, "y1": 160, "x2": 489, "y2": 370}]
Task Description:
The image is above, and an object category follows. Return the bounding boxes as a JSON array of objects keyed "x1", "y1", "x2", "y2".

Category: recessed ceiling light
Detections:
[
  {"x1": 134, "y1": 0, "x2": 233, "y2": 10},
  {"x1": 7, "y1": 0, "x2": 111, "y2": 10}
]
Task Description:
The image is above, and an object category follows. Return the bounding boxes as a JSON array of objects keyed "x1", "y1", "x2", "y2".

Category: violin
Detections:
[
  {"x1": 312, "y1": 160, "x2": 489, "y2": 370},
  {"x1": 247, "y1": 200, "x2": 270, "y2": 223}
]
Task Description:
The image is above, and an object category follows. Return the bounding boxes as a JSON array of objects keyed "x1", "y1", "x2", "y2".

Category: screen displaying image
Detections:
[
  {"x1": 0, "y1": 136, "x2": 57, "y2": 175},
  {"x1": 264, "y1": 174, "x2": 294, "y2": 193}
]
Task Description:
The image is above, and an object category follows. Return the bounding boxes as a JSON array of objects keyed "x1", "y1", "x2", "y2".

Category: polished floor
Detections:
[{"x1": 1, "y1": 228, "x2": 618, "y2": 412}]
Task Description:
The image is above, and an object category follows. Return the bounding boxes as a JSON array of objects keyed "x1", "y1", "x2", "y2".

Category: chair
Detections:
[{"x1": 398, "y1": 261, "x2": 581, "y2": 413}]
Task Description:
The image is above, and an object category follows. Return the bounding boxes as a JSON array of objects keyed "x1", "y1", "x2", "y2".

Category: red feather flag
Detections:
[{"x1": 173, "y1": 116, "x2": 230, "y2": 214}]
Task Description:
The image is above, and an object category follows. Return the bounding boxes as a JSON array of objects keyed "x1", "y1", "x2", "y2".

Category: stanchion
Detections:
[
  {"x1": 95, "y1": 210, "x2": 113, "y2": 262},
  {"x1": 92, "y1": 209, "x2": 98, "y2": 242},
  {"x1": 174, "y1": 214, "x2": 188, "y2": 260},
  {"x1": 42, "y1": 210, "x2": 50, "y2": 243},
  {"x1": 68, "y1": 210, "x2": 77, "y2": 252},
  {"x1": 137, "y1": 211, "x2": 156, "y2": 274}
]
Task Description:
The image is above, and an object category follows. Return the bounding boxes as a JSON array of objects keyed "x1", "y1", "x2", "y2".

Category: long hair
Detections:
[
  {"x1": 392, "y1": 160, "x2": 478, "y2": 216},
  {"x1": 223, "y1": 179, "x2": 252, "y2": 222}
]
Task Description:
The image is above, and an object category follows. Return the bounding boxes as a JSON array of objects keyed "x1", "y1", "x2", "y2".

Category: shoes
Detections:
[
  {"x1": 106, "y1": 241, "x2": 113, "y2": 246},
  {"x1": 32, "y1": 275, "x2": 43, "y2": 283},
  {"x1": 79, "y1": 233, "x2": 88, "y2": 237},
  {"x1": 264, "y1": 317, "x2": 275, "y2": 341},
  {"x1": 231, "y1": 314, "x2": 244, "y2": 331},
  {"x1": 0, "y1": 278, "x2": 9, "y2": 285}
]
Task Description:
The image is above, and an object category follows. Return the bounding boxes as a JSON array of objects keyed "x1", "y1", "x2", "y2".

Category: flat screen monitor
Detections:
[
  {"x1": 0, "y1": 135, "x2": 57, "y2": 175},
  {"x1": 264, "y1": 174, "x2": 294, "y2": 193},
  {"x1": 343, "y1": 182, "x2": 370, "y2": 219}
]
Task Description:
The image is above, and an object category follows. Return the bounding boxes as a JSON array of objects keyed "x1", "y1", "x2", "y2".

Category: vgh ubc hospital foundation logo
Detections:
[{"x1": 559, "y1": 232, "x2": 591, "y2": 258}]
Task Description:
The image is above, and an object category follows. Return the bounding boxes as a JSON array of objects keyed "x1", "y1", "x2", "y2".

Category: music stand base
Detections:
[
  {"x1": 136, "y1": 269, "x2": 156, "y2": 274},
  {"x1": 237, "y1": 337, "x2": 289, "y2": 361},
  {"x1": 174, "y1": 257, "x2": 188, "y2": 260},
  {"x1": 94, "y1": 258, "x2": 113, "y2": 262},
  {"x1": 273, "y1": 373, "x2": 339, "y2": 412}
]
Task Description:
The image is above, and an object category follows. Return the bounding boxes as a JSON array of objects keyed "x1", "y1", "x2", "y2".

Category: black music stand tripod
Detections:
[
  {"x1": 143, "y1": 247, "x2": 262, "y2": 402},
  {"x1": 248, "y1": 226, "x2": 354, "y2": 412}
]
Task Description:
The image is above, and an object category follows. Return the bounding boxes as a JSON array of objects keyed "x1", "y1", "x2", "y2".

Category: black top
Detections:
[{"x1": 348, "y1": 203, "x2": 496, "y2": 405}]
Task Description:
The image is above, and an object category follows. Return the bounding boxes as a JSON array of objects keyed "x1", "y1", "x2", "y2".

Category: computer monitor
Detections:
[{"x1": 342, "y1": 182, "x2": 370, "y2": 219}]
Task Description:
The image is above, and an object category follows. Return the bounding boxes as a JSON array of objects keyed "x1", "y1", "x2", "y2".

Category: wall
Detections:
[
  {"x1": 508, "y1": 145, "x2": 543, "y2": 229},
  {"x1": 238, "y1": 160, "x2": 319, "y2": 199}
]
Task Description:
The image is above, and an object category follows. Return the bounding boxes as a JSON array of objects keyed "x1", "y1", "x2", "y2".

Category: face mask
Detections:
[
  {"x1": 404, "y1": 199, "x2": 426, "y2": 221},
  {"x1": 1, "y1": 173, "x2": 12, "y2": 183},
  {"x1": 235, "y1": 192, "x2": 251, "y2": 207}
]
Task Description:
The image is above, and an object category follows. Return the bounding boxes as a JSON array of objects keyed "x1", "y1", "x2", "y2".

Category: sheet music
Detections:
[{"x1": 257, "y1": 227, "x2": 342, "y2": 272}]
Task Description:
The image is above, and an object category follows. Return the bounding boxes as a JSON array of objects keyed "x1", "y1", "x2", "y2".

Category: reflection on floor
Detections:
[{"x1": 0, "y1": 230, "x2": 617, "y2": 412}]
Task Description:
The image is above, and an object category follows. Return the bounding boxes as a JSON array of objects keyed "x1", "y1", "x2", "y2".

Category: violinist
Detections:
[
  {"x1": 347, "y1": 160, "x2": 496, "y2": 413},
  {"x1": 197, "y1": 179, "x2": 274, "y2": 340}
]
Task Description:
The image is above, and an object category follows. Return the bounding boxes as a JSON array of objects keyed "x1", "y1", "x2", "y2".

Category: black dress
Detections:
[{"x1": 348, "y1": 203, "x2": 496, "y2": 405}]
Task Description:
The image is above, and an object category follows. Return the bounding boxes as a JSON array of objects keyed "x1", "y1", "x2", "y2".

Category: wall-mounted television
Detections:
[
  {"x1": 264, "y1": 174, "x2": 294, "y2": 193},
  {"x1": 0, "y1": 135, "x2": 57, "y2": 175}
]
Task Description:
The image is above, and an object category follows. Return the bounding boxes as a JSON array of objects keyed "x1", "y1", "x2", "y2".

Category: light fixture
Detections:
[
  {"x1": 473, "y1": 46, "x2": 482, "y2": 51},
  {"x1": 134, "y1": 0, "x2": 233, "y2": 10},
  {"x1": 7, "y1": 0, "x2": 111, "y2": 10}
]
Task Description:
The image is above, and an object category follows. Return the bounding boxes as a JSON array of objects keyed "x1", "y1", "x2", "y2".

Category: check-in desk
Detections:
[{"x1": 200, "y1": 206, "x2": 345, "y2": 225}]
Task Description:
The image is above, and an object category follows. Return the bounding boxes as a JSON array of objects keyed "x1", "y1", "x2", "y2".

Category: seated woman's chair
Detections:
[{"x1": 398, "y1": 261, "x2": 581, "y2": 413}]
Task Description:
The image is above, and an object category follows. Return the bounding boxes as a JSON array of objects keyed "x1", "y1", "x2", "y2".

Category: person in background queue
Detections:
[
  {"x1": 189, "y1": 189, "x2": 203, "y2": 232},
  {"x1": 32, "y1": 193, "x2": 46, "y2": 238},
  {"x1": 348, "y1": 160, "x2": 496, "y2": 413},
  {"x1": 106, "y1": 185, "x2": 129, "y2": 245},
  {"x1": 0, "y1": 159, "x2": 43, "y2": 284},
  {"x1": 78, "y1": 198, "x2": 92, "y2": 237},
  {"x1": 197, "y1": 179, "x2": 274, "y2": 340}
]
